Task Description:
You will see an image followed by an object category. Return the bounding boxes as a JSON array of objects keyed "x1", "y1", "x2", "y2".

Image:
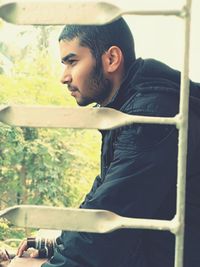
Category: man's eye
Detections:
[{"x1": 68, "y1": 60, "x2": 77, "y2": 65}]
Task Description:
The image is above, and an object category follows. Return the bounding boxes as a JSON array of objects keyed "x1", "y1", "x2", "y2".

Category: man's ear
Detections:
[{"x1": 102, "y1": 46, "x2": 123, "y2": 73}]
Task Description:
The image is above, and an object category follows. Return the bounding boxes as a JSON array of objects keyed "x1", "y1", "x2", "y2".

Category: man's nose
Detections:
[{"x1": 60, "y1": 68, "x2": 72, "y2": 84}]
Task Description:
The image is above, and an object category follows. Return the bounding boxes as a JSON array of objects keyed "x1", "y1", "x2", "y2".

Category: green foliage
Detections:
[
  {"x1": 0, "y1": 32, "x2": 101, "y2": 242},
  {"x1": 0, "y1": 219, "x2": 10, "y2": 240},
  {"x1": 0, "y1": 67, "x2": 101, "y2": 207},
  {"x1": 0, "y1": 125, "x2": 80, "y2": 207},
  {"x1": 0, "y1": 219, "x2": 25, "y2": 242}
]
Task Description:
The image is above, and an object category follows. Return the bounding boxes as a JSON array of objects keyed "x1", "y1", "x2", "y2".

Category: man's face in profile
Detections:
[{"x1": 59, "y1": 38, "x2": 112, "y2": 106}]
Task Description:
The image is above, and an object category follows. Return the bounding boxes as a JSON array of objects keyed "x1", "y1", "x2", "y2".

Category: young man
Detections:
[{"x1": 2, "y1": 17, "x2": 200, "y2": 267}]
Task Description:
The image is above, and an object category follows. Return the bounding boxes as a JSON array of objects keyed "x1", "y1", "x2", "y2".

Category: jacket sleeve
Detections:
[{"x1": 42, "y1": 118, "x2": 179, "y2": 267}]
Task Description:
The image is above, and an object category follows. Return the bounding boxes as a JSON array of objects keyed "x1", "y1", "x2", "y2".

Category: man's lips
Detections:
[
  {"x1": 70, "y1": 91, "x2": 77, "y2": 97},
  {"x1": 68, "y1": 85, "x2": 78, "y2": 92},
  {"x1": 68, "y1": 86, "x2": 79, "y2": 97}
]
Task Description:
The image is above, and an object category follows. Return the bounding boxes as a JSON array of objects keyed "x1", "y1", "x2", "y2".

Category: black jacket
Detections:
[{"x1": 42, "y1": 58, "x2": 200, "y2": 267}]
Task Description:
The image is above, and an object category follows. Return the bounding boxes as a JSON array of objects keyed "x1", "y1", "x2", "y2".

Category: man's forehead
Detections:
[
  {"x1": 60, "y1": 38, "x2": 79, "y2": 51},
  {"x1": 59, "y1": 38, "x2": 88, "y2": 57}
]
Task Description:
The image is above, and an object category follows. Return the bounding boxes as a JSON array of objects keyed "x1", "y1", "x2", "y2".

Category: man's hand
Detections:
[{"x1": 16, "y1": 240, "x2": 39, "y2": 258}]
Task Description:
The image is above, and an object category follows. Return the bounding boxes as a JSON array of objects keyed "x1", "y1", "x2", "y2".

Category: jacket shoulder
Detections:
[{"x1": 121, "y1": 86, "x2": 179, "y2": 118}]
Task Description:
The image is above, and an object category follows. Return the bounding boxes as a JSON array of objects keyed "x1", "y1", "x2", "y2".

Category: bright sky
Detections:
[
  {"x1": 120, "y1": 0, "x2": 199, "y2": 81},
  {"x1": 0, "y1": 0, "x2": 199, "y2": 81}
]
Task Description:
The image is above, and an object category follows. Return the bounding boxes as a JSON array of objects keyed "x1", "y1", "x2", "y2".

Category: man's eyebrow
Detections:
[{"x1": 61, "y1": 53, "x2": 77, "y2": 63}]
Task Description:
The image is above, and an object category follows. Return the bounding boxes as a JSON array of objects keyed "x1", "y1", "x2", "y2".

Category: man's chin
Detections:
[{"x1": 76, "y1": 99, "x2": 93, "y2": 107}]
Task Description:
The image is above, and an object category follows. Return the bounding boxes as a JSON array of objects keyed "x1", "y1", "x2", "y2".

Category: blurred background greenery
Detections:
[{"x1": 0, "y1": 23, "x2": 101, "y2": 247}]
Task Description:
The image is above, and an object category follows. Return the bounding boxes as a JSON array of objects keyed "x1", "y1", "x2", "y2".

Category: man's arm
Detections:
[{"x1": 42, "y1": 121, "x2": 178, "y2": 267}]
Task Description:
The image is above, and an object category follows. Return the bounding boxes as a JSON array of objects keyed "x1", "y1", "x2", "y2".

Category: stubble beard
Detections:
[{"x1": 77, "y1": 62, "x2": 112, "y2": 107}]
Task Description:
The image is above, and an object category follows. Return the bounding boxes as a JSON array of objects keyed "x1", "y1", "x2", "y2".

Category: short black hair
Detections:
[{"x1": 59, "y1": 18, "x2": 136, "y2": 70}]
